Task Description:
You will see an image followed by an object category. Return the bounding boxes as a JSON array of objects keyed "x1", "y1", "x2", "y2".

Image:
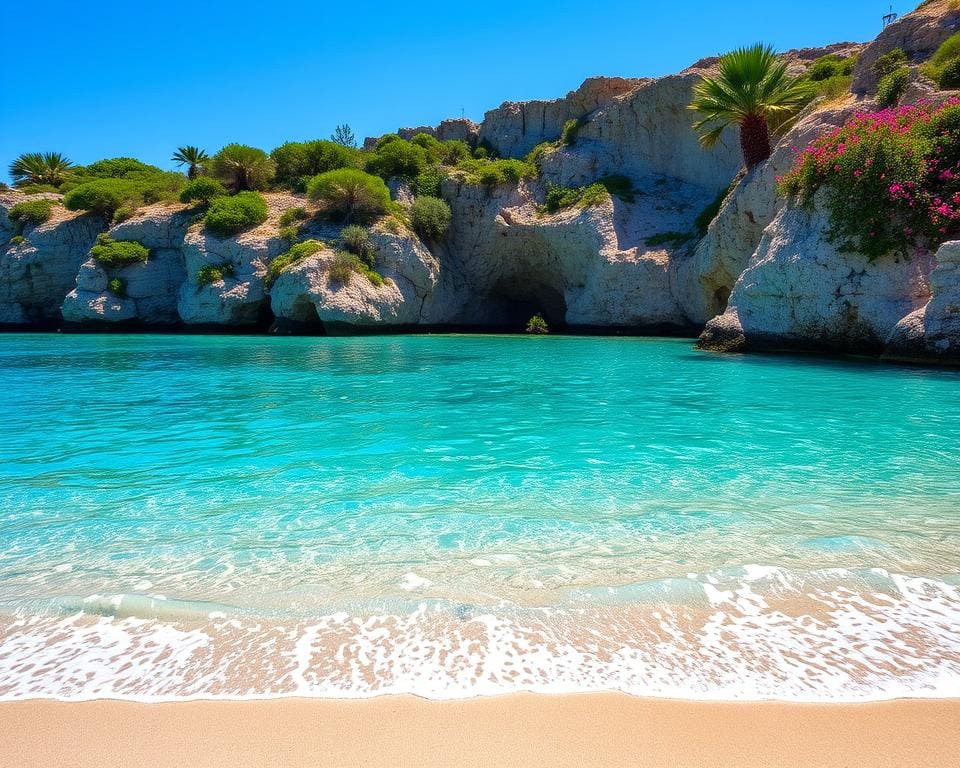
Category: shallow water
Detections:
[{"x1": 0, "y1": 333, "x2": 958, "y2": 700}]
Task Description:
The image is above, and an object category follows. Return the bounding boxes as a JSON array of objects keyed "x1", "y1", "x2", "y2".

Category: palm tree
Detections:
[
  {"x1": 8, "y1": 152, "x2": 74, "y2": 187},
  {"x1": 689, "y1": 44, "x2": 812, "y2": 168},
  {"x1": 171, "y1": 146, "x2": 209, "y2": 179}
]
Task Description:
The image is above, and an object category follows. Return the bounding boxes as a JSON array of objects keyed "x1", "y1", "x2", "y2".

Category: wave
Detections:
[{"x1": 1, "y1": 566, "x2": 958, "y2": 702}]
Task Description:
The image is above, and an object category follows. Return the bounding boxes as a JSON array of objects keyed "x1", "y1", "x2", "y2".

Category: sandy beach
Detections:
[{"x1": 2, "y1": 694, "x2": 958, "y2": 768}]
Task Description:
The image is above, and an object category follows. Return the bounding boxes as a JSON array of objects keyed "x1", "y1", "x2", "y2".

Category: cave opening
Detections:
[{"x1": 486, "y1": 277, "x2": 568, "y2": 330}]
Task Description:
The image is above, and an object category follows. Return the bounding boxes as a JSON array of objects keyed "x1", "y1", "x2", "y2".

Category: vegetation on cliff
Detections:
[{"x1": 780, "y1": 100, "x2": 960, "y2": 258}]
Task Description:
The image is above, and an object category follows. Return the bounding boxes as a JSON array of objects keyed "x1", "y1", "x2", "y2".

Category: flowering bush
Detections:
[{"x1": 779, "y1": 100, "x2": 960, "y2": 259}]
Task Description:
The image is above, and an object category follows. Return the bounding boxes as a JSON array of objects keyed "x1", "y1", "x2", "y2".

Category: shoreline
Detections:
[{"x1": 2, "y1": 693, "x2": 958, "y2": 767}]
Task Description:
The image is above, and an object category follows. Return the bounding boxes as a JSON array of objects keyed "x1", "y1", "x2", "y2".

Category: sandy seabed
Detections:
[{"x1": 1, "y1": 694, "x2": 958, "y2": 768}]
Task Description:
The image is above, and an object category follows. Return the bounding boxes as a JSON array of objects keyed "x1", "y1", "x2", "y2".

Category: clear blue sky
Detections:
[{"x1": 1, "y1": 0, "x2": 894, "y2": 179}]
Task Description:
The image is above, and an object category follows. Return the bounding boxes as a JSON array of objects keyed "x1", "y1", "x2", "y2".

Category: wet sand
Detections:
[{"x1": 2, "y1": 694, "x2": 958, "y2": 767}]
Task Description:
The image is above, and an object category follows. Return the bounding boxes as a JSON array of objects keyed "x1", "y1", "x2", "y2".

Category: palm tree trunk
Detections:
[{"x1": 740, "y1": 114, "x2": 771, "y2": 168}]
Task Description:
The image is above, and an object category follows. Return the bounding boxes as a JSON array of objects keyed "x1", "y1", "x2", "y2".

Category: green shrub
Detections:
[
  {"x1": 210, "y1": 144, "x2": 275, "y2": 191},
  {"x1": 271, "y1": 140, "x2": 361, "y2": 189},
  {"x1": 196, "y1": 263, "x2": 235, "y2": 286},
  {"x1": 872, "y1": 48, "x2": 908, "y2": 79},
  {"x1": 279, "y1": 225, "x2": 300, "y2": 243},
  {"x1": 410, "y1": 196, "x2": 452, "y2": 240},
  {"x1": 807, "y1": 53, "x2": 857, "y2": 82},
  {"x1": 83, "y1": 157, "x2": 159, "y2": 179},
  {"x1": 542, "y1": 182, "x2": 608, "y2": 214},
  {"x1": 112, "y1": 206, "x2": 136, "y2": 223},
  {"x1": 524, "y1": 142, "x2": 554, "y2": 169},
  {"x1": 9, "y1": 199, "x2": 54, "y2": 225},
  {"x1": 561, "y1": 117, "x2": 588, "y2": 146},
  {"x1": 599, "y1": 174, "x2": 636, "y2": 203},
  {"x1": 526, "y1": 313, "x2": 549, "y2": 334},
  {"x1": 409, "y1": 134, "x2": 470, "y2": 166},
  {"x1": 306, "y1": 169, "x2": 391, "y2": 222},
  {"x1": 340, "y1": 225, "x2": 375, "y2": 266},
  {"x1": 920, "y1": 32, "x2": 960, "y2": 85},
  {"x1": 877, "y1": 67, "x2": 910, "y2": 107},
  {"x1": 180, "y1": 176, "x2": 227, "y2": 205},
  {"x1": 375, "y1": 134, "x2": 401, "y2": 150},
  {"x1": 17, "y1": 184, "x2": 59, "y2": 195},
  {"x1": 64, "y1": 178, "x2": 144, "y2": 218},
  {"x1": 454, "y1": 158, "x2": 535, "y2": 187},
  {"x1": 780, "y1": 101, "x2": 960, "y2": 259},
  {"x1": 365, "y1": 139, "x2": 427, "y2": 180},
  {"x1": 107, "y1": 277, "x2": 126, "y2": 296},
  {"x1": 9, "y1": 234, "x2": 25, "y2": 246},
  {"x1": 204, "y1": 191, "x2": 269, "y2": 237},
  {"x1": 328, "y1": 250, "x2": 359, "y2": 284},
  {"x1": 267, "y1": 239, "x2": 325, "y2": 285},
  {"x1": 90, "y1": 235, "x2": 150, "y2": 267},
  {"x1": 414, "y1": 166, "x2": 445, "y2": 198},
  {"x1": 279, "y1": 207, "x2": 309, "y2": 226},
  {"x1": 939, "y1": 58, "x2": 960, "y2": 89}
]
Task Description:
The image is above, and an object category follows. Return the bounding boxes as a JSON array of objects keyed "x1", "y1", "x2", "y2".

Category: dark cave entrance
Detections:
[{"x1": 486, "y1": 277, "x2": 568, "y2": 330}]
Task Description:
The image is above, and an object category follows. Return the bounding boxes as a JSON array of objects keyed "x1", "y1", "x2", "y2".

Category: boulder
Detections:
[
  {"x1": 699, "y1": 195, "x2": 935, "y2": 354},
  {"x1": 885, "y1": 240, "x2": 960, "y2": 363}
]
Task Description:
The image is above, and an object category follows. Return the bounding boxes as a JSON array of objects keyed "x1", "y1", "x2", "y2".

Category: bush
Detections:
[
  {"x1": 409, "y1": 134, "x2": 470, "y2": 166},
  {"x1": 876, "y1": 67, "x2": 910, "y2": 108},
  {"x1": 113, "y1": 206, "x2": 136, "y2": 223},
  {"x1": 180, "y1": 177, "x2": 227, "y2": 205},
  {"x1": 267, "y1": 239, "x2": 325, "y2": 285},
  {"x1": 920, "y1": 33, "x2": 960, "y2": 86},
  {"x1": 17, "y1": 184, "x2": 59, "y2": 195},
  {"x1": 598, "y1": 174, "x2": 636, "y2": 203},
  {"x1": 90, "y1": 235, "x2": 150, "y2": 267},
  {"x1": 561, "y1": 117, "x2": 588, "y2": 146},
  {"x1": 526, "y1": 314, "x2": 549, "y2": 334},
  {"x1": 210, "y1": 144, "x2": 275, "y2": 191},
  {"x1": 807, "y1": 53, "x2": 857, "y2": 82},
  {"x1": 454, "y1": 158, "x2": 535, "y2": 187},
  {"x1": 279, "y1": 225, "x2": 299, "y2": 243},
  {"x1": 107, "y1": 277, "x2": 126, "y2": 296},
  {"x1": 409, "y1": 196, "x2": 452, "y2": 240},
  {"x1": 524, "y1": 142, "x2": 554, "y2": 170},
  {"x1": 542, "y1": 182, "x2": 608, "y2": 214},
  {"x1": 279, "y1": 206, "x2": 309, "y2": 226},
  {"x1": 872, "y1": 48, "x2": 908, "y2": 79},
  {"x1": 695, "y1": 184, "x2": 734, "y2": 234},
  {"x1": 780, "y1": 101, "x2": 960, "y2": 259},
  {"x1": 375, "y1": 134, "x2": 401, "y2": 150},
  {"x1": 328, "y1": 250, "x2": 359, "y2": 284},
  {"x1": 9, "y1": 235, "x2": 25, "y2": 246},
  {"x1": 940, "y1": 58, "x2": 960, "y2": 89},
  {"x1": 271, "y1": 140, "x2": 361, "y2": 189},
  {"x1": 414, "y1": 166, "x2": 445, "y2": 198},
  {"x1": 64, "y1": 178, "x2": 144, "y2": 218},
  {"x1": 204, "y1": 191, "x2": 269, "y2": 236},
  {"x1": 83, "y1": 157, "x2": 159, "y2": 179},
  {"x1": 9, "y1": 199, "x2": 54, "y2": 225},
  {"x1": 646, "y1": 231, "x2": 691, "y2": 247},
  {"x1": 365, "y1": 139, "x2": 427, "y2": 180},
  {"x1": 306, "y1": 169, "x2": 391, "y2": 222},
  {"x1": 340, "y1": 225, "x2": 375, "y2": 266},
  {"x1": 196, "y1": 263, "x2": 235, "y2": 286}
]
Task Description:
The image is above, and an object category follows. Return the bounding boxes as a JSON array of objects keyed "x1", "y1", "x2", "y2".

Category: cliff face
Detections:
[{"x1": 3, "y1": 1, "x2": 960, "y2": 363}]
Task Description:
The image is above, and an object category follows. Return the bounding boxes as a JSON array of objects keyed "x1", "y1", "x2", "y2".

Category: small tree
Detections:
[
  {"x1": 331, "y1": 124, "x2": 357, "y2": 148},
  {"x1": 210, "y1": 144, "x2": 275, "y2": 191},
  {"x1": 171, "y1": 146, "x2": 209, "y2": 179},
  {"x1": 410, "y1": 196, "x2": 452, "y2": 241},
  {"x1": 306, "y1": 169, "x2": 391, "y2": 222}
]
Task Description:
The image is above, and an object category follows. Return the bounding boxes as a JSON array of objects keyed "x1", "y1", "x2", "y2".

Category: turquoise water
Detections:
[{"x1": 0, "y1": 333, "x2": 958, "y2": 700}]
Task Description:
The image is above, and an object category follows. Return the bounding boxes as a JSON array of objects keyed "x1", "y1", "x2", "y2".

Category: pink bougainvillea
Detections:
[{"x1": 779, "y1": 99, "x2": 960, "y2": 259}]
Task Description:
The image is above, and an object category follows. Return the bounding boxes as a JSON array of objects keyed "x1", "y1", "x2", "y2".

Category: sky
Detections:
[{"x1": 1, "y1": 0, "x2": 896, "y2": 179}]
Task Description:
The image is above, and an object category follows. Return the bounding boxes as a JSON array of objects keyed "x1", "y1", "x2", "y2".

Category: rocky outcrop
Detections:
[
  {"x1": 539, "y1": 73, "x2": 741, "y2": 192},
  {"x1": 699, "y1": 194, "x2": 935, "y2": 354},
  {"x1": 0, "y1": 193, "x2": 104, "y2": 324},
  {"x1": 477, "y1": 77, "x2": 647, "y2": 159},
  {"x1": 852, "y1": 0, "x2": 960, "y2": 94},
  {"x1": 62, "y1": 206, "x2": 190, "y2": 324},
  {"x1": 886, "y1": 240, "x2": 960, "y2": 363},
  {"x1": 270, "y1": 228, "x2": 438, "y2": 332}
]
